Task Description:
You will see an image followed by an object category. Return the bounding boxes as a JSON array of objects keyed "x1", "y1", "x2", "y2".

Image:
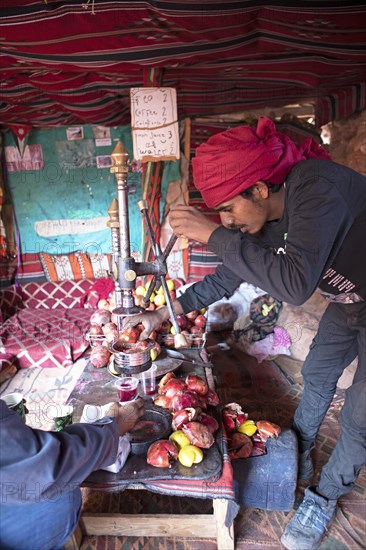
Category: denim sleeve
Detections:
[{"x1": 0, "y1": 402, "x2": 119, "y2": 504}]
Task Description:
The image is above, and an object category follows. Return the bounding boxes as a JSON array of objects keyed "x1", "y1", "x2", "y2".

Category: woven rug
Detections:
[{"x1": 80, "y1": 344, "x2": 365, "y2": 550}]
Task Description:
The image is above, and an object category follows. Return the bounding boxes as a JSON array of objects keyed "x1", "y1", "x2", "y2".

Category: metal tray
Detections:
[
  {"x1": 129, "y1": 403, "x2": 172, "y2": 455},
  {"x1": 84, "y1": 410, "x2": 223, "y2": 485}
]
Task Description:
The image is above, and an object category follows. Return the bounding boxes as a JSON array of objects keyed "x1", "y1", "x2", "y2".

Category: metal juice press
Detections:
[{"x1": 107, "y1": 141, "x2": 188, "y2": 374}]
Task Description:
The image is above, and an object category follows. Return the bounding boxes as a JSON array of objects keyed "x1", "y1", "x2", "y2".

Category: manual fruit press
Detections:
[{"x1": 107, "y1": 141, "x2": 188, "y2": 373}]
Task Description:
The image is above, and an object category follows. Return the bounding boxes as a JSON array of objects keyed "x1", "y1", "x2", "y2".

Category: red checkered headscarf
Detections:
[{"x1": 192, "y1": 117, "x2": 331, "y2": 208}]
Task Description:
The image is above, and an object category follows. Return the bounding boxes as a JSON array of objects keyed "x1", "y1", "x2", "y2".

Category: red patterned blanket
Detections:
[{"x1": 0, "y1": 308, "x2": 91, "y2": 369}]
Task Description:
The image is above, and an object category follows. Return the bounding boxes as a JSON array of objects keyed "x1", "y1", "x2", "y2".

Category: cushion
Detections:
[
  {"x1": 16, "y1": 253, "x2": 47, "y2": 283},
  {"x1": 187, "y1": 243, "x2": 222, "y2": 282},
  {"x1": 77, "y1": 253, "x2": 111, "y2": 280},
  {"x1": 39, "y1": 252, "x2": 87, "y2": 282},
  {"x1": 21, "y1": 280, "x2": 94, "y2": 309},
  {"x1": 0, "y1": 309, "x2": 92, "y2": 368},
  {"x1": 0, "y1": 280, "x2": 94, "y2": 318}
]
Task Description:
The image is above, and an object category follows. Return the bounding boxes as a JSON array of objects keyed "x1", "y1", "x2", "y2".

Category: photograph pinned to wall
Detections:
[
  {"x1": 5, "y1": 144, "x2": 44, "y2": 172},
  {"x1": 96, "y1": 155, "x2": 113, "y2": 169},
  {"x1": 93, "y1": 126, "x2": 112, "y2": 147},
  {"x1": 66, "y1": 127, "x2": 84, "y2": 141}
]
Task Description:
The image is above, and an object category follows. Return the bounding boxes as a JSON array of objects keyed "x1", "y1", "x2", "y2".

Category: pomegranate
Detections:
[
  {"x1": 177, "y1": 314, "x2": 188, "y2": 329},
  {"x1": 194, "y1": 314, "x2": 207, "y2": 329},
  {"x1": 186, "y1": 310, "x2": 199, "y2": 321},
  {"x1": 256, "y1": 421, "x2": 281, "y2": 440},
  {"x1": 182, "y1": 422, "x2": 214, "y2": 449},
  {"x1": 153, "y1": 395, "x2": 172, "y2": 408},
  {"x1": 158, "y1": 371, "x2": 176, "y2": 389},
  {"x1": 158, "y1": 378, "x2": 187, "y2": 399},
  {"x1": 89, "y1": 324, "x2": 104, "y2": 336},
  {"x1": 204, "y1": 389, "x2": 220, "y2": 406},
  {"x1": 222, "y1": 402, "x2": 248, "y2": 433},
  {"x1": 102, "y1": 322, "x2": 118, "y2": 335},
  {"x1": 171, "y1": 408, "x2": 198, "y2": 431},
  {"x1": 189, "y1": 326, "x2": 203, "y2": 335},
  {"x1": 118, "y1": 327, "x2": 141, "y2": 343},
  {"x1": 105, "y1": 328, "x2": 119, "y2": 343},
  {"x1": 169, "y1": 390, "x2": 202, "y2": 413},
  {"x1": 250, "y1": 440, "x2": 267, "y2": 457},
  {"x1": 147, "y1": 440, "x2": 178, "y2": 468},
  {"x1": 90, "y1": 309, "x2": 111, "y2": 326},
  {"x1": 185, "y1": 374, "x2": 208, "y2": 396},
  {"x1": 90, "y1": 345, "x2": 111, "y2": 368},
  {"x1": 198, "y1": 413, "x2": 219, "y2": 433},
  {"x1": 228, "y1": 432, "x2": 253, "y2": 459},
  {"x1": 157, "y1": 320, "x2": 172, "y2": 334}
]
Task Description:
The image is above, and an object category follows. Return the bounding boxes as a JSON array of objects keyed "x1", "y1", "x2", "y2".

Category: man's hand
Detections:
[
  {"x1": 122, "y1": 300, "x2": 184, "y2": 339},
  {"x1": 169, "y1": 206, "x2": 219, "y2": 244},
  {"x1": 107, "y1": 398, "x2": 145, "y2": 436},
  {"x1": 123, "y1": 308, "x2": 169, "y2": 339}
]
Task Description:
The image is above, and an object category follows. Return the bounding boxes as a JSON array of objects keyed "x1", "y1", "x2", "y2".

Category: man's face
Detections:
[{"x1": 214, "y1": 189, "x2": 269, "y2": 235}]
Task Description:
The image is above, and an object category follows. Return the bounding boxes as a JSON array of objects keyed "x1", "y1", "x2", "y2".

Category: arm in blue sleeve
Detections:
[{"x1": 0, "y1": 403, "x2": 119, "y2": 503}]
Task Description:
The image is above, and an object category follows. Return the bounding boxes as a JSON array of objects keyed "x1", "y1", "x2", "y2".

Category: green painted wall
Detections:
[{"x1": 4, "y1": 125, "x2": 179, "y2": 256}]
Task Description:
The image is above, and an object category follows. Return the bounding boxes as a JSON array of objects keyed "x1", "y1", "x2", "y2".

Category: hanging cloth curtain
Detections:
[
  {"x1": 141, "y1": 67, "x2": 165, "y2": 264},
  {"x1": 0, "y1": 136, "x2": 16, "y2": 259}
]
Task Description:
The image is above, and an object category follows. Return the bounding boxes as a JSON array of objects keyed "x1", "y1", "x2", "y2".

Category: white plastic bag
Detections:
[{"x1": 80, "y1": 403, "x2": 131, "y2": 473}]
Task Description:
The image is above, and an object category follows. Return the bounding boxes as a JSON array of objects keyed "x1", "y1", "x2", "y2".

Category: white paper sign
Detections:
[
  {"x1": 35, "y1": 217, "x2": 109, "y2": 237},
  {"x1": 130, "y1": 87, "x2": 180, "y2": 162}
]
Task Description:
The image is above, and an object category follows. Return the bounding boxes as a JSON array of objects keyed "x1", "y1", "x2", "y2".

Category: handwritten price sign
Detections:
[{"x1": 130, "y1": 88, "x2": 180, "y2": 162}]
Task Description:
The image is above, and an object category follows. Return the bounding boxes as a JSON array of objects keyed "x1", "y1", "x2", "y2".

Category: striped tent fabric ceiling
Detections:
[{"x1": 0, "y1": 0, "x2": 365, "y2": 128}]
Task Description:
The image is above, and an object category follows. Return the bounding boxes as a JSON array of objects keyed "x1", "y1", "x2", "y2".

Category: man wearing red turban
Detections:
[
  {"x1": 192, "y1": 116, "x2": 330, "y2": 208},
  {"x1": 129, "y1": 116, "x2": 366, "y2": 550}
]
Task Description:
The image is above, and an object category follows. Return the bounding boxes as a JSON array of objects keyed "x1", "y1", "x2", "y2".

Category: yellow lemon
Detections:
[
  {"x1": 166, "y1": 279, "x2": 175, "y2": 291},
  {"x1": 178, "y1": 445, "x2": 204, "y2": 467},
  {"x1": 135, "y1": 286, "x2": 146, "y2": 297},
  {"x1": 109, "y1": 364, "x2": 120, "y2": 376},
  {"x1": 238, "y1": 420, "x2": 257, "y2": 437},
  {"x1": 169, "y1": 430, "x2": 191, "y2": 450},
  {"x1": 150, "y1": 348, "x2": 158, "y2": 361},
  {"x1": 154, "y1": 294, "x2": 166, "y2": 306}
]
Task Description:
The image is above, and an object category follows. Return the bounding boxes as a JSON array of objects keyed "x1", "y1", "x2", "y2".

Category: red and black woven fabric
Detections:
[{"x1": 0, "y1": 1, "x2": 365, "y2": 128}]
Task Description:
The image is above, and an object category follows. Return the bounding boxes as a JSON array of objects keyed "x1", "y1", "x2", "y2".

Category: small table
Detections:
[{"x1": 67, "y1": 349, "x2": 238, "y2": 549}]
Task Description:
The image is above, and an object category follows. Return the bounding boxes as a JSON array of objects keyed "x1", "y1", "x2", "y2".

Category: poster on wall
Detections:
[
  {"x1": 130, "y1": 87, "x2": 180, "y2": 162},
  {"x1": 96, "y1": 155, "x2": 113, "y2": 169},
  {"x1": 66, "y1": 127, "x2": 84, "y2": 140},
  {"x1": 93, "y1": 126, "x2": 112, "y2": 146},
  {"x1": 5, "y1": 144, "x2": 44, "y2": 172}
]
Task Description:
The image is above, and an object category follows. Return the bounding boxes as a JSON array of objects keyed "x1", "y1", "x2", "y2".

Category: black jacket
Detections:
[{"x1": 178, "y1": 159, "x2": 366, "y2": 312}]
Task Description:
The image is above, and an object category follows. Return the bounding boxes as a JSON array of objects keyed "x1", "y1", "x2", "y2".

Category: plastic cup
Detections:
[
  {"x1": 1, "y1": 392, "x2": 27, "y2": 422},
  {"x1": 140, "y1": 365, "x2": 157, "y2": 396},
  {"x1": 53, "y1": 405, "x2": 73, "y2": 431},
  {"x1": 115, "y1": 377, "x2": 139, "y2": 403}
]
